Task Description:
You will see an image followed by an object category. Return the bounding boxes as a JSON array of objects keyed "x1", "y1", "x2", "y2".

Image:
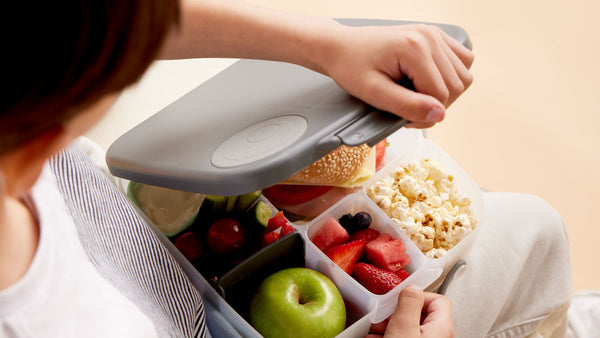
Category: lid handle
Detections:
[{"x1": 336, "y1": 109, "x2": 409, "y2": 147}]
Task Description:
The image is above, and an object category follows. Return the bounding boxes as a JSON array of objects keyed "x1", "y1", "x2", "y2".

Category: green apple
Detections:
[{"x1": 249, "y1": 267, "x2": 346, "y2": 338}]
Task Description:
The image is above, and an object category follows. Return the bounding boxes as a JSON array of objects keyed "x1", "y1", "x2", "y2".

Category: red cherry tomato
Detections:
[
  {"x1": 173, "y1": 232, "x2": 203, "y2": 261},
  {"x1": 262, "y1": 184, "x2": 333, "y2": 205},
  {"x1": 207, "y1": 218, "x2": 246, "y2": 255}
]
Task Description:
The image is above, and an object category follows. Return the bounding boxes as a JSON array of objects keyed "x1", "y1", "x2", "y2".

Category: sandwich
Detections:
[{"x1": 262, "y1": 139, "x2": 387, "y2": 219}]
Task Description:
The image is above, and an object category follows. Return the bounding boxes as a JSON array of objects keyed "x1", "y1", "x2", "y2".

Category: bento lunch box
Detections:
[{"x1": 140, "y1": 129, "x2": 484, "y2": 337}]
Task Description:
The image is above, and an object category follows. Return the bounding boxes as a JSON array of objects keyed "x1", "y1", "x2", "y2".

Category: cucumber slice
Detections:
[
  {"x1": 199, "y1": 195, "x2": 228, "y2": 215},
  {"x1": 235, "y1": 190, "x2": 262, "y2": 211},
  {"x1": 225, "y1": 195, "x2": 239, "y2": 213},
  {"x1": 127, "y1": 181, "x2": 205, "y2": 238},
  {"x1": 250, "y1": 200, "x2": 273, "y2": 228}
]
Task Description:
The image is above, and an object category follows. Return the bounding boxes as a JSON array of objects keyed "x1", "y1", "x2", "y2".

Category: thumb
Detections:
[
  {"x1": 385, "y1": 286, "x2": 425, "y2": 337},
  {"x1": 364, "y1": 75, "x2": 446, "y2": 125}
]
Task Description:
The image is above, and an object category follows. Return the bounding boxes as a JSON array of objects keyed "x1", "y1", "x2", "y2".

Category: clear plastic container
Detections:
[
  {"x1": 148, "y1": 130, "x2": 484, "y2": 337},
  {"x1": 299, "y1": 193, "x2": 443, "y2": 324},
  {"x1": 362, "y1": 134, "x2": 484, "y2": 289}
]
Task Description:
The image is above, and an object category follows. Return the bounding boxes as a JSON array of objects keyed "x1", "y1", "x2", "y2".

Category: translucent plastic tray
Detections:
[
  {"x1": 362, "y1": 133, "x2": 485, "y2": 287},
  {"x1": 136, "y1": 129, "x2": 483, "y2": 337}
]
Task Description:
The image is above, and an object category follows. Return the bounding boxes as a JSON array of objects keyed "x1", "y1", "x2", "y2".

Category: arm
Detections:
[{"x1": 161, "y1": 0, "x2": 474, "y2": 127}]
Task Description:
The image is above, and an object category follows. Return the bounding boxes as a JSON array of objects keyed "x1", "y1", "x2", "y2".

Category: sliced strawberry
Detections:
[
  {"x1": 280, "y1": 223, "x2": 296, "y2": 236},
  {"x1": 265, "y1": 211, "x2": 288, "y2": 233},
  {"x1": 310, "y1": 216, "x2": 350, "y2": 252},
  {"x1": 396, "y1": 268, "x2": 410, "y2": 281},
  {"x1": 366, "y1": 234, "x2": 410, "y2": 272},
  {"x1": 353, "y1": 262, "x2": 403, "y2": 295},
  {"x1": 262, "y1": 231, "x2": 281, "y2": 247},
  {"x1": 325, "y1": 240, "x2": 366, "y2": 275},
  {"x1": 349, "y1": 228, "x2": 381, "y2": 244}
]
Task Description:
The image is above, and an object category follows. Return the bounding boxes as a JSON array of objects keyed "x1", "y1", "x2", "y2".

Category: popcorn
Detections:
[{"x1": 366, "y1": 158, "x2": 477, "y2": 258}]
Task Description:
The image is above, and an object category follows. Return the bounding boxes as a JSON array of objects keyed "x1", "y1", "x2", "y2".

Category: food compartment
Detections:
[
  {"x1": 215, "y1": 232, "x2": 378, "y2": 337},
  {"x1": 216, "y1": 233, "x2": 305, "y2": 321},
  {"x1": 126, "y1": 182, "x2": 378, "y2": 337},
  {"x1": 127, "y1": 181, "x2": 284, "y2": 282},
  {"x1": 300, "y1": 193, "x2": 442, "y2": 323},
  {"x1": 363, "y1": 136, "x2": 484, "y2": 288}
]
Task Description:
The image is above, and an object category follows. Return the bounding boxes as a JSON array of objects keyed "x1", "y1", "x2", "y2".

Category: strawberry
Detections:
[
  {"x1": 349, "y1": 228, "x2": 381, "y2": 244},
  {"x1": 366, "y1": 234, "x2": 410, "y2": 272},
  {"x1": 396, "y1": 268, "x2": 410, "y2": 281},
  {"x1": 265, "y1": 211, "x2": 288, "y2": 233},
  {"x1": 280, "y1": 223, "x2": 296, "y2": 236},
  {"x1": 325, "y1": 240, "x2": 366, "y2": 274},
  {"x1": 353, "y1": 262, "x2": 403, "y2": 295},
  {"x1": 262, "y1": 231, "x2": 281, "y2": 247}
]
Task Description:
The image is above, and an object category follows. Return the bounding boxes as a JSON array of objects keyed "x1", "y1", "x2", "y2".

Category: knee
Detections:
[{"x1": 485, "y1": 192, "x2": 569, "y2": 249}]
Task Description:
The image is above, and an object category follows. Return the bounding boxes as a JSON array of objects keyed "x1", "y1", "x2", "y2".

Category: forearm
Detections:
[
  {"x1": 160, "y1": 0, "x2": 474, "y2": 126},
  {"x1": 160, "y1": 0, "x2": 343, "y2": 75}
]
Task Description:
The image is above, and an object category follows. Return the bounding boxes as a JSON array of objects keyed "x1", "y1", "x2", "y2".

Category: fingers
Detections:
[
  {"x1": 364, "y1": 73, "x2": 446, "y2": 124},
  {"x1": 366, "y1": 288, "x2": 454, "y2": 338},
  {"x1": 406, "y1": 25, "x2": 473, "y2": 108},
  {"x1": 326, "y1": 23, "x2": 474, "y2": 128},
  {"x1": 383, "y1": 285, "x2": 425, "y2": 337},
  {"x1": 420, "y1": 292, "x2": 454, "y2": 337},
  {"x1": 438, "y1": 27, "x2": 474, "y2": 69}
]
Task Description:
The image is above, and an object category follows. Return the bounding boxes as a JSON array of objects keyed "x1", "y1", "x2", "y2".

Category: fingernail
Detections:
[
  {"x1": 406, "y1": 285, "x2": 422, "y2": 291},
  {"x1": 426, "y1": 106, "x2": 445, "y2": 122}
]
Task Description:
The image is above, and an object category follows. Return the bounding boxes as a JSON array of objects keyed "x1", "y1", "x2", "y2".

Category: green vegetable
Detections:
[
  {"x1": 249, "y1": 200, "x2": 273, "y2": 228},
  {"x1": 235, "y1": 190, "x2": 262, "y2": 211}
]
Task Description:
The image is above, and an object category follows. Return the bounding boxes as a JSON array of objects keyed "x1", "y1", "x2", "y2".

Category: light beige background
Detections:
[{"x1": 87, "y1": 0, "x2": 600, "y2": 292}]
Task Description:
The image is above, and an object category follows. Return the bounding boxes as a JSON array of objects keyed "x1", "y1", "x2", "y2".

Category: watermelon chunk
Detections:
[
  {"x1": 366, "y1": 233, "x2": 410, "y2": 272},
  {"x1": 325, "y1": 240, "x2": 366, "y2": 274},
  {"x1": 349, "y1": 228, "x2": 381, "y2": 244},
  {"x1": 310, "y1": 216, "x2": 350, "y2": 252}
]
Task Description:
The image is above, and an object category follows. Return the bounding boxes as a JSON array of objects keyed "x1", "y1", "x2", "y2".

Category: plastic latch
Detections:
[{"x1": 336, "y1": 109, "x2": 409, "y2": 147}]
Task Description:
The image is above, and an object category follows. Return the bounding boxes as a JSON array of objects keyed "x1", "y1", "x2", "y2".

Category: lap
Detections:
[{"x1": 445, "y1": 192, "x2": 572, "y2": 337}]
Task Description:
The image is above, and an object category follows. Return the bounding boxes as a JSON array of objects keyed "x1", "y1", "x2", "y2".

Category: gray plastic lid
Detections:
[{"x1": 106, "y1": 19, "x2": 471, "y2": 195}]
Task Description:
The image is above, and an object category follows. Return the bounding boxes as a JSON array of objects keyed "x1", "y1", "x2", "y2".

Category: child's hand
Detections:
[
  {"x1": 323, "y1": 24, "x2": 474, "y2": 128},
  {"x1": 366, "y1": 286, "x2": 454, "y2": 337}
]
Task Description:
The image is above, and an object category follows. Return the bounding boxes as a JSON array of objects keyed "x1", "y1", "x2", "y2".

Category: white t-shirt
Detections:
[{"x1": 0, "y1": 166, "x2": 158, "y2": 338}]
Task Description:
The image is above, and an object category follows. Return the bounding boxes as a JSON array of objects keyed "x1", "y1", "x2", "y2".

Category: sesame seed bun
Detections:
[{"x1": 280, "y1": 144, "x2": 376, "y2": 187}]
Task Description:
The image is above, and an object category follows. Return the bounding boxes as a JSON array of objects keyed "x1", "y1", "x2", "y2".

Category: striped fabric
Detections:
[{"x1": 49, "y1": 145, "x2": 207, "y2": 338}]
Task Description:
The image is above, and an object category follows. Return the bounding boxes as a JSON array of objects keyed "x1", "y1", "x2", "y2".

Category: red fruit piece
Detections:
[
  {"x1": 325, "y1": 240, "x2": 366, "y2": 275},
  {"x1": 263, "y1": 184, "x2": 333, "y2": 205},
  {"x1": 207, "y1": 218, "x2": 246, "y2": 255},
  {"x1": 265, "y1": 211, "x2": 288, "y2": 233},
  {"x1": 366, "y1": 234, "x2": 410, "y2": 272},
  {"x1": 262, "y1": 231, "x2": 281, "y2": 247},
  {"x1": 396, "y1": 269, "x2": 410, "y2": 281},
  {"x1": 349, "y1": 228, "x2": 381, "y2": 244},
  {"x1": 310, "y1": 216, "x2": 350, "y2": 252},
  {"x1": 375, "y1": 138, "x2": 387, "y2": 170},
  {"x1": 173, "y1": 232, "x2": 202, "y2": 261},
  {"x1": 280, "y1": 223, "x2": 296, "y2": 236},
  {"x1": 353, "y1": 263, "x2": 403, "y2": 295}
]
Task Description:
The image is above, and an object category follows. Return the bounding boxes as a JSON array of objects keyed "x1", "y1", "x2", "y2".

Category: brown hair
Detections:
[{"x1": 0, "y1": 1, "x2": 180, "y2": 155}]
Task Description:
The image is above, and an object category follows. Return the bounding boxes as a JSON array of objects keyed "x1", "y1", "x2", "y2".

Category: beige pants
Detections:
[{"x1": 443, "y1": 192, "x2": 572, "y2": 338}]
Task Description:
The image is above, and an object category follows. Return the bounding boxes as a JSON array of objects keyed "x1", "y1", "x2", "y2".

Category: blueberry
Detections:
[
  {"x1": 339, "y1": 213, "x2": 353, "y2": 227},
  {"x1": 352, "y1": 212, "x2": 372, "y2": 230},
  {"x1": 338, "y1": 213, "x2": 355, "y2": 233}
]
